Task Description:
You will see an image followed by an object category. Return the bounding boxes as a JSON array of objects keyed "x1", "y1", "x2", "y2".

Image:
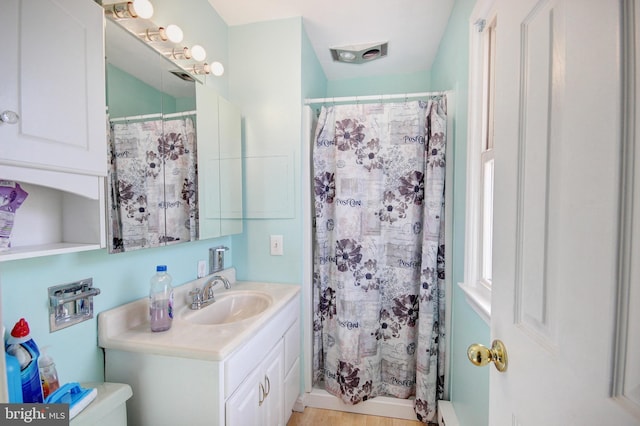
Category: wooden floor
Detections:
[{"x1": 287, "y1": 407, "x2": 427, "y2": 426}]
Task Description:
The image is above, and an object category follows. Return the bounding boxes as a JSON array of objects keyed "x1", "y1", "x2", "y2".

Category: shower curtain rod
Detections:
[
  {"x1": 303, "y1": 91, "x2": 447, "y2": 105},
  {"x1": 109, "y1": 110, "x2": 196, "y2": 123}
]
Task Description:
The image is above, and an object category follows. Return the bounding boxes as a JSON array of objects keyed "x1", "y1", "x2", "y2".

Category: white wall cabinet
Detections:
[
  {"x1": 0, "y1": 0, "x2": 107, "y2": 260},
  {"x1": 0, "y1": 0, "x2": 106, "y2": 177},
  {"x1": 104, "y1": 295, "x2": 300, "y2": 426}
]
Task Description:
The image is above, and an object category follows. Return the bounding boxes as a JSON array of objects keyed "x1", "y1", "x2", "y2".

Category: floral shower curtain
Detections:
[
  {"x1": 312, "y1": 98, "x2": 446, "y2": 423},
  {"x1": 108, "y1": 117, "x2": 198, "y2": 252}
]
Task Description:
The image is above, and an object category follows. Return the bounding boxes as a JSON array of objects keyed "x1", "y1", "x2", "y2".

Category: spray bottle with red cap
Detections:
[{"x1": 5, "y1": 318, "x2": 44, "y2": 403}]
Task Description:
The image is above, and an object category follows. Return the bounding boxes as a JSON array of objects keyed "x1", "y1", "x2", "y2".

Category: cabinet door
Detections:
[
  {"x1": 0, "y1": 0, "x2": 106, "y2": 177},
  {"x1": 262, "y1": 340, "x2": 284, "y2": 426},
  {"x1": 226, "y1": 340, "x2": 284, "y2": 426},
  {"x1": 226, "y1": 367, "x2": 262, "y2": 426}
]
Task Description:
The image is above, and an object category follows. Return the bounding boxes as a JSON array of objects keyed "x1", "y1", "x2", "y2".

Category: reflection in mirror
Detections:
[
  {"x1": 217, "y1": 96, "x2": 243, "y2": 236},
  {"x1": 195, "y1": 84, "x2": 221, "y2": 239},
  {"x1": 195, "y1": 86, "x2": 243, "y2": 240},
  {"x1": 106, "y1": 19, "x2": 198, "y2": 253}
]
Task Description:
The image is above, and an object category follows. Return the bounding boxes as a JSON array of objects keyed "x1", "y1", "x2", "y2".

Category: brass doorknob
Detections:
[{"x1": 467, "y1": 339, "x2": 508, "y2": 372}]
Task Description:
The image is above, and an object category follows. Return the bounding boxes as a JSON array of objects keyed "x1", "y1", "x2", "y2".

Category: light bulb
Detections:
[
  {"x1": 210, "y1": 61, "x2": 224, "y2": 77},
  {"x1": 131, "y1": 0, "x2": 153, "y2": 19},
  {"x1": 192, "y1": 62, "x2": 223, "y2": 76},
  {"x1": 164, "y1": 24, "x2": 183, "y2": 43},
  {"x1": 190, "y1": 45, "x2": 206, "y2": 62},
  {"x1": 339, "y1": 51, "x2": 356, "y2": 61}
]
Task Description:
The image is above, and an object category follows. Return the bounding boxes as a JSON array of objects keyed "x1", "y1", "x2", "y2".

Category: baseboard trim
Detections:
[
  {"x1": 293, "y1": 396, "x2": 305, "y2": 413},
  {"x1": 438, "y1": 400, "x2": 460, "y2": 426}
]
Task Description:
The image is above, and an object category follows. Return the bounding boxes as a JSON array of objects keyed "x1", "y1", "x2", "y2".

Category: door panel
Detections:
[{"x1": 491, "y1": 0, "x2": 639, "y2": 423}]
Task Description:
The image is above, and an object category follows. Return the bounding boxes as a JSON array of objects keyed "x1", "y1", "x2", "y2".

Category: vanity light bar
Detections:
[{"x1": 103, "y1": 0, "x2": 225, "y2": 78}]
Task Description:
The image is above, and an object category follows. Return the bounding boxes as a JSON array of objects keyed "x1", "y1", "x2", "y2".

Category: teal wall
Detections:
[
  {"x1": 106, "y1": 64, "x2": 196, "y2": 118},
  {"x1": 326, "y1": 70, "x2": 430, "y2": 97},
  {"x1": 228, "y1": 18, "x2": 309, "y2": 284},
  {"x1": 429, "y1": 0, "x2": 490, "y2": 424},
  {"x1": 302, "y1": 24, "x2": 328, "y2": 102},
  {"x1": 226, "y1": 17, "x2": 326, "y2": 285},
  {"x1": 106, "y1": 64, "x2": 163, "y2": 118}
]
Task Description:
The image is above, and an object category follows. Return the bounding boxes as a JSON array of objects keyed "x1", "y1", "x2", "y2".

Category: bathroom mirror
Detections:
[
  {"x1": 106, "y1": 19, "x2": 197, "y2": 252},
  {"x1": 105, "y1": 19, "x2": 242, "y2": 253}
]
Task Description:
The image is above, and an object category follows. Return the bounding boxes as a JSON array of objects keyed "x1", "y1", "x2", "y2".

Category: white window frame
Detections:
[{"x1": 458, "y1": 0, "x2": 497, "y2": 325}]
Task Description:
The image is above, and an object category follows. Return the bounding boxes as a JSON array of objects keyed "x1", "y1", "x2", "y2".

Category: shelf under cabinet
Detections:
[
  {"x1": 1, "y1": 181, "x2": 106, "y2": 261},
  {"x1": 0, "y1": 242, "x2": 102, "y2": 262}
]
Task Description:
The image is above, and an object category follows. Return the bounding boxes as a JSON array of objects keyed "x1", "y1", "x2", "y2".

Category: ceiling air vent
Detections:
[
  {"x1": 330, "y1": 42, "x2": 388, "y2": 64},
  {"x1": 169, "y1": 69, "x2": 195, "y2": 82}
]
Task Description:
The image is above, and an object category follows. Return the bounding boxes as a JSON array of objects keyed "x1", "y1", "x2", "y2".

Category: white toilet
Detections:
[{"x1": 70, "y1": 382, "x2": 132, "y2": 426}]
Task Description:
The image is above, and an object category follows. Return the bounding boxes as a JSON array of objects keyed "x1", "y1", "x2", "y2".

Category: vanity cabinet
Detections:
[
  {"x1": 103, "y1": 289, "x2": 300, "y2": 426},
  {"x1": 0, "y1": 0, "x2": 107, "y2": 260}
]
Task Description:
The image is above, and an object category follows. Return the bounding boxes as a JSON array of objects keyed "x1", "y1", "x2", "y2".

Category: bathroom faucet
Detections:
[{"x1": 189, "y1": 275, "x2": 231, "y2": 310}]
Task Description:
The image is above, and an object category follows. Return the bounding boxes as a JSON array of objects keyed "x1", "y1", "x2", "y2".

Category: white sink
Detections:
[
  {"x1": 178, "y1": 291, "x2": 272, "y2": 325},
  {"x1": 98, "y1": 275, "x2": 300, "y2": 361}
]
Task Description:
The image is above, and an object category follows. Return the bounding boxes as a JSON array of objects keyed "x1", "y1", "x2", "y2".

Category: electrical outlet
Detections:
[
  {"x1": 197, "y1": 260, "x2": 207, "y2": 278},
  {"x1": 270, "y1": 235, "x2": 284, "y2": 256}
]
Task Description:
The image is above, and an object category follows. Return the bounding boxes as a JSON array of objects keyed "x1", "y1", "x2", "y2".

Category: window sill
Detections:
[{"x1": 457, "y1": 281, "x2": 491, "y2": 325}]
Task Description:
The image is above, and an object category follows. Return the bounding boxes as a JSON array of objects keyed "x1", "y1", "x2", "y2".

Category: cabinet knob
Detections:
[{"x1": 0, "y1": 110, "x2": 19, "y2": 125}]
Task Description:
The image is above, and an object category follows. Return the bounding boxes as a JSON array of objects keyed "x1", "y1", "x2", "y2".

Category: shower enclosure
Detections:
[{"x1": 301, "y1": 93, "x2": 453, "y2": 424}]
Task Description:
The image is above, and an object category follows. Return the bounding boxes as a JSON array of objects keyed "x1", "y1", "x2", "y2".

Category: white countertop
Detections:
[{"x1": 98, "y1": 270, "x2": 300, "y2": 362}]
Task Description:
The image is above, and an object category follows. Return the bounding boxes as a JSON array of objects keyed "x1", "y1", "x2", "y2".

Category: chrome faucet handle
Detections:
[{"x1": 189, "y1": 287, "x2": 203, "y2": 310}]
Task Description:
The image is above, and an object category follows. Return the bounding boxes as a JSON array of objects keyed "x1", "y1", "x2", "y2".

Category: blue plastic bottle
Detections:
[
  {"x1": 5, "y1": 352, "x2": 23, "y2": 403},
  {"x1": 6, "y1": 318, "x2": 43, "y2": 403}
]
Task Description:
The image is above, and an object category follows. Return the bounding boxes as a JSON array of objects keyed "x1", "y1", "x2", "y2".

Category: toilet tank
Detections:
[{"x1": 70, "y1": 382, "x2": 132, "y2": 426}]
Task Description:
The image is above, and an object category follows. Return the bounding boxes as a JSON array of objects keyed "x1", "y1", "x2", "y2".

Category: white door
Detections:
[{"x1": 488, "y1": 0, "x2": 640, "y2": 424}]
